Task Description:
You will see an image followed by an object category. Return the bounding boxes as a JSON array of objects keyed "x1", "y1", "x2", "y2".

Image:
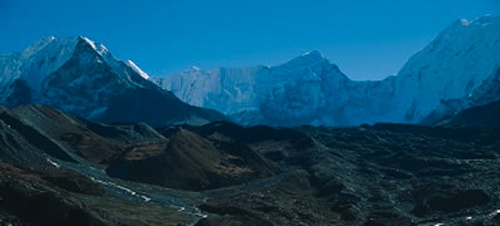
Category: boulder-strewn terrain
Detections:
[
  {"x1": 107, "y1": 127, "x2": 278, "y2": 191},
  {"x1": 1, "y1": 104, "x2": 500, "y2": 225}
]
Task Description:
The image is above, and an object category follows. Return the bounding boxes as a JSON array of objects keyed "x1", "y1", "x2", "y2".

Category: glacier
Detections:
[{"x1": 155, "y1": 15, "x2": 500, "y2": 127}]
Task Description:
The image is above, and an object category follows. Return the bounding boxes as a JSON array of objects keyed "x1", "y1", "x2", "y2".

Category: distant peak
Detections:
[
  {"x1": 297, "y1": 50, "x2": 323, "y2": 62},
  {"x1": 302, "y1": 50, "x2": 322, "y2": 58},
  {"x1": 282, "y1": 50, "x2": 325, "y2": 68},
  {"x1": 181, "y1": 66, "x2": 203, "y2": 73},
  {"x1": 471, "y1": 14, "x2": 499, "y2": 25},
  {"x1": 456, "y1": 15, "x2": 499, "y2": 28},
  {"x1": 436, "y1": 15, "x2": 500, "y2": 42},
  {"x1": 476, "y1": 14, "x2": 496, "y2": 20},
  {"x1": 21, "y1": 36, "x2": 58, "y2": 58},
  {"x1": 78, "y1": 35, "x2": 91, "y2": 42},
  {"x1": 460, "y1": 19, "x2": 470, "y2": 26}
]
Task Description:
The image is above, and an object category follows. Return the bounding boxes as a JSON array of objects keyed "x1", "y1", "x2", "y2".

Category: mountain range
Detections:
[
  {"x1": 1, "y1": 16, "x2": 499, "y2": 128},
  {"x1": 156, "y1": 15, "x2": 500, "y2": 127},
  {"x1": 1, "y1": 15, "x2": 500, "y2": 226},
  {"x1": 0, "y1": 36, "x2": 225, "y2": 127}
]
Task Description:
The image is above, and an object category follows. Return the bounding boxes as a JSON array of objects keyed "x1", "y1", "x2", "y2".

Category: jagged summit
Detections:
[
  {"x1": 441, "y1": 15, "x2": 499, "y2": 33},
  {"x1": 391, "y1": 15, "x2": 500, "y2": 123},
  {"x1": 156, "y1": 48, "x2": 348, "y2": 126},
  {"x1": 7, "y1": 35, "x2": 136, "y2": 93},
  {"x1": 277, "y1": 50, "x2": 326, "y2": 70},
  {"x1": 431, "y1": 15, "x2": 499, "y2": 49},
  {"x1": 22, "y1": 35, "x2": 105, "y2": 59},
  {"x1": 21, "y1": 36, "x2": 58, "y2": 58},
  {"x1": 299, "y1": 50, "x2": 323, "y2": 60},
  {"x1": 79, "y1": 36, "x2": 110, "y2": 56},
  {"x1": 0, "y1": 36, "x2": 226, "y2": 126},
  {"x1": 466, "y1": 14, "x2": 499, "y2": 25},
  {"x1": 157, "y1": 16, "x2": 500, "y2": 127}
]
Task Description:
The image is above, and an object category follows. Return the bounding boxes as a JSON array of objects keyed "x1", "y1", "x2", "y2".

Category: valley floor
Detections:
[{"x1": 0, "y1": 105, "x2": 500, "y2": 225}]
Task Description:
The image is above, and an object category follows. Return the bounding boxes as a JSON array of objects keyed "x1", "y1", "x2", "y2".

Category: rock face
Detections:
[
  {"x1": 157, "y1": 15, "x2": 500, "y2": 127},
  {"x1": 0, "y1": 36, "x2": 225, "y2": 126}
]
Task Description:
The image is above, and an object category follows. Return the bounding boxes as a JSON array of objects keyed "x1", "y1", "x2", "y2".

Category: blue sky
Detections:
[{"x1": 1, "y1": 0, "x2": 499, "y2": 80}]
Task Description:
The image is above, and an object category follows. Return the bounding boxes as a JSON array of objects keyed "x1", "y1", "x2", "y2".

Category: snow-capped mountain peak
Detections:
[
  {"x1": 460, "y1": 19, "x2": 470, "y2": 26},
  {"x1": 301, "y1": 50, "x2": 322, "y2": 58},
  {"x1": 79, "y1": 36, "x2": 109, "y2": 56},
  {"x1": 0, "y1": 36, "x2": 226, "y2": 126},
  {"x1": 80, "y1": 36, "x2": 98, "y2": 50},
  {"x1": 156, "y1": 16, "x2": 500, "y2": 127},
  {"x1": 470, "y1": 14, "x2": 497, "y2": 25},
  {"x1": 1, "y1": 35, "x2": 146, "y2": 108},
  {"x1": 281, "y1": 50, "x2": 324, "y2": 68},
  {"x1": 21, "y1": 36, "x2": 57, "y2": 59},
  {"x1": 11, "y1": 36, "x2": 84, "y2": 92},
  {"x1": 442, "y1": 15, "x2": 499, "y2": 38},
  {"x1": 395, "y1": 15, "x2": 500, "y2": 98},
  {"x1": 262, "y1": 50, "x2": 330, "y2": 80}
]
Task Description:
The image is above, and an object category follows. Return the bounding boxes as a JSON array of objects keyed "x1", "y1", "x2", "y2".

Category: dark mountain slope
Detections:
[
  {"x1": 0, "y1": 36, "x2": 227, "y2": 127},
  {"x1": 436, "y1": 100, "x2": 500, "y2": 127}
]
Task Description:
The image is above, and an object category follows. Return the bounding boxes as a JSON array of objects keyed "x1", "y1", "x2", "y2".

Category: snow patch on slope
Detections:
[
  {"x1": 460, "y1": 19, "x2": 470, "y2": 26},
  {"x1": 81, "y1": 36, "x2": 109, "y2": 56},
  {"x1": 125, "y1": 60, "x2": 150, "y2": 79}
]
